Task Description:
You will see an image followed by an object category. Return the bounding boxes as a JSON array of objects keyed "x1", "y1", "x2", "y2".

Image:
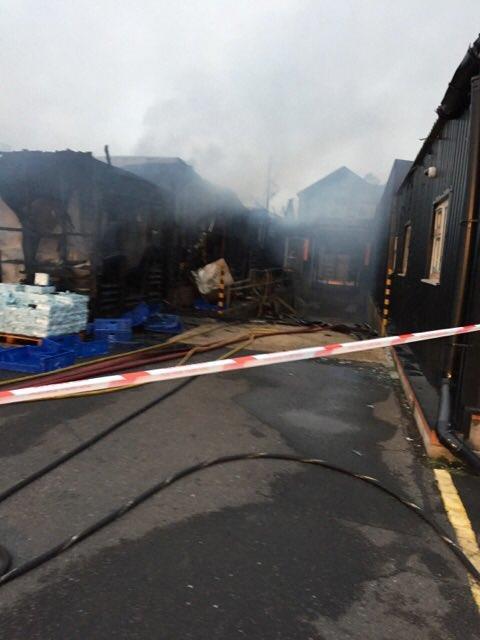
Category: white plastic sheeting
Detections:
[
  {"x1": 0, "y1": 283, "x2": 88, "y2": 337},
  {"x1": 192, "y1": 258, "x2": 233, "y2": 295}
]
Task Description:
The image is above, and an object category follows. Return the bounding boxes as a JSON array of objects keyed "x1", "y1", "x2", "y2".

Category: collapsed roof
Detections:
[{"x1": 104, "y1": 156, "x2": 247, "y2": 221}]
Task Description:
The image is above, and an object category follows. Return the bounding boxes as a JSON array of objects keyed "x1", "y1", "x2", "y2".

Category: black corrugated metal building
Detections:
[
  {"x1": 383, "y1": 34, "x2": 480, "y2": 438},
  {"x1": 370, "y1": 158, "x2": 412, "y2": 329}
]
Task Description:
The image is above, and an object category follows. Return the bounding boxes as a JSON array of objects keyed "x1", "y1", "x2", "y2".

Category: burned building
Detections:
[
  {"x1": 378, "y1": 34, "x2": 480, "y2": 445},
  {"x1": 285, "y1": 167, "x2": 383, "y2": 319},
  {"x1": 107, "y1": 157, "x2": 243, "y2": 220},
  {"x1": 107, "y1": 157, "x2": 280, "y2": 303},
  {"x1": 108, "y1": 157, "x2": 249, "y2": 271},
  {"x1": 0, "y1": 151, "x2": 285, "y2": 316},
  {"x1": 0, "y1": 150, "x2": 171, "y2": 313}
]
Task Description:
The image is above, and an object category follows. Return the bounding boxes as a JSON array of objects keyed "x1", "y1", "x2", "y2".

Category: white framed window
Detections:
[
  {"x1": 399, "y1": 223, "x2": 411, "y2": 275},
  {"x1": 390, "y1": 235, "x2": 398, "y2": 272},
  {"x1": 427, "y1": 198, "x2": 448, "y2": 283}
]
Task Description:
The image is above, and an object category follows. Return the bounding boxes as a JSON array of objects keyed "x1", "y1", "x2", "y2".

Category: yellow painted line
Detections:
[{"x1": 434, "y1": 468, "x2": 480, "y2": 609}]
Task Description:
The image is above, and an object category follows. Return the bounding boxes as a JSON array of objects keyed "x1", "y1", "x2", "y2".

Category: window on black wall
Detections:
[
  {"x1": 399, "y1": 223, "x2": 411, "y2": 275},
  {"x1": 426, "y1": 197, "x2": 449, "y2": 284},
  {"x1": 391, "y1": 235, "x2": 398, "y2": 272}
]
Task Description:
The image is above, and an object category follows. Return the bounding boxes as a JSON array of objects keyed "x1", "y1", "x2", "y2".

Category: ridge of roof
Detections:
[
  {"x1": 297, "y1": 166, "x2": 378, "y2": 196},
  {"x1": 107, "y1": 156, "x2": 189, "y2": 167}
]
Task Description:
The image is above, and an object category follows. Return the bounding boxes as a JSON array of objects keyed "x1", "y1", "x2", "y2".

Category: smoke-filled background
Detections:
[{"x1": 1, "y1": 1, "x2": 479, "y2": 207}]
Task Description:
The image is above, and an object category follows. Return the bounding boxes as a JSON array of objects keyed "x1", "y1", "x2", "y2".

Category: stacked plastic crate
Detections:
[
  {"x1": 0, "y1": 284, "x2": 88, "y2": 337},
  {"x1": 0, "y1": 281, "x2": 110, "y2": 373}
]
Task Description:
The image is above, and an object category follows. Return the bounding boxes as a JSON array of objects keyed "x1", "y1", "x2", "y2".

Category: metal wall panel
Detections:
[{"x1": 389, "y1": 109, "x2": 471, "y2": 385}]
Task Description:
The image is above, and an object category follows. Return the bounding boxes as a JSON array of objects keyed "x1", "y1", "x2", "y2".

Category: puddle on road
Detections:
[
  {"x1": 372, "y1": 391, "x2": 403, "y2": 427},
  {"x1": 282, "y1": 409, "x2": 358, "y2": 434}
]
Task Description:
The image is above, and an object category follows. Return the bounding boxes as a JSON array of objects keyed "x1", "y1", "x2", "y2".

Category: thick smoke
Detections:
[{"x1": 1, "y1": 0, "x2": 479, "y2": 208}]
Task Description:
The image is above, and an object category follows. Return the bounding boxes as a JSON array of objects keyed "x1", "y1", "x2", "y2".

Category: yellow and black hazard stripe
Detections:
[
  {"x1": 218, "y1": 267, "x2": 225, "y2": 314},
  {"x1": 381, "y1": 268, "x2": 393, "y2": 336}
]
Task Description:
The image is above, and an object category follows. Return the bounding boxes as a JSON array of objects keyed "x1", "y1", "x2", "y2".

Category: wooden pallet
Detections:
[{"x1": 0, "y1": 332, "x2": 42, "y2": 346}]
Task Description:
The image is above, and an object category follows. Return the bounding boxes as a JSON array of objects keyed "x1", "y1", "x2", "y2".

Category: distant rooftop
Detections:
[
  {"x1": 298, "y1": 166, "x2": 376, "y2": 196},
  {"x1": 297, "y1": 166, "x2": 383, "y2": 221},
  {"x1": 103, "y1": 156, "x2": 189, "y2": 168}
]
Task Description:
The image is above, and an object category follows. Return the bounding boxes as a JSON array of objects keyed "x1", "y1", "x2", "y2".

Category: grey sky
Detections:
[{"x1": 1, "y1": 1, "x2": 479, "y2": 208}]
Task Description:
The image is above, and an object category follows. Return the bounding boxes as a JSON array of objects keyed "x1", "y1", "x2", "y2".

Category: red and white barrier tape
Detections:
[{"x1": 1, "y1": 324, "x2": 479, "y2": 406}]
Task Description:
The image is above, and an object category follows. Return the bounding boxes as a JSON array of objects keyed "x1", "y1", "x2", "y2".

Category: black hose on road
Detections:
[
  {"x1": 0, "y1": 378, "x2": 195, "y2": 505},
  {"x1": 1, "y1": 452, "x2": 478, "y2": 587}
]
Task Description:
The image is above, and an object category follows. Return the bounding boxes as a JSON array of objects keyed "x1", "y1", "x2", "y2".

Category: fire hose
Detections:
[
  {"x1": 0, "y1": 452, "x2": 479, "y2": 587},
  {"x1": 0, "y1": 323, "x2": 479, "y2": 405},
  {"x1": 0, "y1": 323, "x2": 347, "y2": 391},
  {"x1": 1, "y1": 323, "x2": 479, "y2": 586}
]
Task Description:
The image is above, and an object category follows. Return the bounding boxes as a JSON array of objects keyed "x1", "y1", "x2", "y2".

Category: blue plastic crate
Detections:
[
  {"x1": 122, "y1": 302, "x2": 150, "y2": 327},
  {"x1": 93, "y1": 318, "x2": 133, "y2": 343},
  {"x1": 93, "y1": 318, "x2": 132, "y2": 333},
  {"x1": 148, "y1": 303, "x2": 165, "y2": 315},
  {"x1": 43, "y1": 336, "x2": 77, "y2": 352},
  {"x1": 77, "y1": 338, "x2": 109, "y2": 357},
  {"x1": 94, "y1": 330, "x2": 132, "y2": 344},
  {"x1": 145, "y1": 314, "x2": 183, "y2": 334},
  {"x1": 194, "y1": 299, "x2": 223, "y2": 312},
  {"x1": 0, "y1": 345, "x2": 75, "y2": 373},
  {"x1": 48, "y1": 335, "x2": 109, "y2": 358}
]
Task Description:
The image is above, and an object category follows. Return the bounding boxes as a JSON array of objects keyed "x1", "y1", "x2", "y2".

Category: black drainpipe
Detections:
[
  {"x1": 437, "y1": 379, "x2": 480, "y2": 473},
  {"x1": 437, "y1": 74, "x2": 480, "y2": 472}
]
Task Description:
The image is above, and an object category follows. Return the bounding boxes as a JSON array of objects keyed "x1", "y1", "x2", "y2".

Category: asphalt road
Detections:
[{"x1": 0, "y1": 354, "x2": 478, "y2": 639}]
